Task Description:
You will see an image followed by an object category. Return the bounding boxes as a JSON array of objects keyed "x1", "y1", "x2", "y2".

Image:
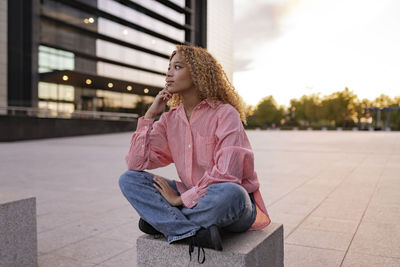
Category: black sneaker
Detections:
[
  {"x1": 138, "y1": 218, "x2": 161, "y2": 235},
  {"x1": 189, "y1": 225, "x2": 223, "y2": 264}
]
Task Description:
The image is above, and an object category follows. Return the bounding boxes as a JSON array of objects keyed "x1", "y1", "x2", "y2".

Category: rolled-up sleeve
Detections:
[
  {"x1": 180, "y1": 107, "x2": 258, "y2": 208},
  {"x1": 125, "y1": 114, "x2": 173, "y2": 170}
]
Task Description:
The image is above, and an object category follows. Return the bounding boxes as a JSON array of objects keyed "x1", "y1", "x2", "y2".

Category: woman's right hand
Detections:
[{"x1": 144, "y1": 87, "x2": 173, "y2": 119}]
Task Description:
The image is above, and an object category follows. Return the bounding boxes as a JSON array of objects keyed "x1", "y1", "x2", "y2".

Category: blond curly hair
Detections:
[{"x1": 167, "y1": 45, "x2": 247, "y2": 124}]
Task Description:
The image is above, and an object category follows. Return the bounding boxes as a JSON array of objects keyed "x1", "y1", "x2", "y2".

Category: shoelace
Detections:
[{"x1": 189, "y1": 238, "x2": 205, "y2": 264}]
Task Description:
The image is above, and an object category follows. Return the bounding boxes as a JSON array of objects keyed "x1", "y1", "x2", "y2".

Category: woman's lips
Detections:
[{"x1": 166, "y1": 81, "x2": 174, "y2": 86}]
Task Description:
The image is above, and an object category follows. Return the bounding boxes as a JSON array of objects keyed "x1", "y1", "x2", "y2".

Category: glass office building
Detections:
[{"x1": 4, "y1": 0, "x2": 208, "y2": 117}]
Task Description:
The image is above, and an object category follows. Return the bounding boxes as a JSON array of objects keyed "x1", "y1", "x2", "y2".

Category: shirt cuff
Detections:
[
  {"x1": 137, "y1": 116, "x2": 154, "y2": 131},
  {"x1": 181, "y1": 186, "x2": 204, "y2": 208}
]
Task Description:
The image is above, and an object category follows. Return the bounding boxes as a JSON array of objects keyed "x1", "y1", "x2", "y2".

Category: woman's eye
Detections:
[{"x1": 175, "y1": 65, "x2": 181, "y2": 70}]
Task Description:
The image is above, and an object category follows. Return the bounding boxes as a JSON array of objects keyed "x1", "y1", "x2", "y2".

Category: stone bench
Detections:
[
  {"x1": 137, "y1": 223, "x2": 283, "y2": 267},
  {"x1": 0, "y1": 197, "x2": 38, "y2": 267}
]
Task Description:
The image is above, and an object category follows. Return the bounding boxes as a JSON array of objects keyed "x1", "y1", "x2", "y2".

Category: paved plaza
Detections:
[{"x1": 1, "y1": 130, "x2": 399, "y2": 266}]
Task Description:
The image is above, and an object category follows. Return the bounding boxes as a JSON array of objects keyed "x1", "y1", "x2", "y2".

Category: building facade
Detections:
[
  {"x1": 3, "y1": 0, "x2": 210, "y2": 115},
  {"x1": 0, "y1": 0, "x2": 233, "y2": 140}
]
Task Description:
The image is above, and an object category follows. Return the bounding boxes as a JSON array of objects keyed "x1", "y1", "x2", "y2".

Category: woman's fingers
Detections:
[
  {"x1": 153, "y1": 182, "x2": 162, "y2": 192},
  {"x1": 154, "y1": 176, "x2": 168, "y2": 188},
  {"x1": 154, "y1": 177, "x2": 174, "y2": 195},
  {"x1": 158, "y1": 88, "x2": 172, "y2": 101},
  {"x1": 154, "y1": 176, "x2": 165, "y2": 190}
]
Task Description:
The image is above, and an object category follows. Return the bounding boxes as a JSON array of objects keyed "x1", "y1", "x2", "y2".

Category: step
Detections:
[
  {"x1": 0, "y1": 196, "x2": 37, "y2": 267},
  {"x1": 137, "y1": 223, "x2": 283, "y2": 267}
]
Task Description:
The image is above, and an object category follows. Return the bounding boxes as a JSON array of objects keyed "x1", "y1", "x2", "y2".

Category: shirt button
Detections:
[
  {"x1": 141, "y1": 145, "x2": 144, "y2": 148},
  {"x1": 192, "y1": 201, "x2": 195, "y2": 204},
  {"x1": 144, "y1": 126, "x2": 148, "y2": 130},
  {"x1": 188, "y1": 144, "x2": 191, "y2": 148}
]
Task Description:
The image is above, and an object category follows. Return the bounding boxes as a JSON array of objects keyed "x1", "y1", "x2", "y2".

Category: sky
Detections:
[{"x1": 233, "y1": 0, "x2": 400, "y2": 107}]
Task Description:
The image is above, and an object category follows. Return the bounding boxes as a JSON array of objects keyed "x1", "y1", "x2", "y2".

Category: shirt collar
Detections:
[
  {"x1": 197, "y1": 98, "x2": 221, "y2": 109},
  {"x1": 175, "y1": 99, "x2": 220, "y2": 122},
  {"x1": 177, "y1": 98, "x2": 221, "y2": 112}
]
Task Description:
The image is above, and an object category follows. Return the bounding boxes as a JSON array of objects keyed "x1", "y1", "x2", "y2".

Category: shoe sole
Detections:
[{"x1": 139, "y1": 219, "x2": 161, "y2": 235}]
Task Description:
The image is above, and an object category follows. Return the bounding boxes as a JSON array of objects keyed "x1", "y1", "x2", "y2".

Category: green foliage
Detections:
[
  {"x1": 244, "y1": 88, "x2": 400, "y2": 130},
  {"x1": 289, "y1": 94, "x2": 321, "y2": 126},
  {"x1": 320, "y1": 87, "x2": 357, "y2": 127},
  {"x1": 252, "y1": 96, "x2": 284, "y2": 128}
]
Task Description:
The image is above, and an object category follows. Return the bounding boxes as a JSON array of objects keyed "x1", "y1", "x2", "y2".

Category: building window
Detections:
[
  {"x1": 39, "y1": 45, "x2": 74, "y2": 73},
  {"x1": 39, "y1": 82, "x2": 74, "y2": 102}
]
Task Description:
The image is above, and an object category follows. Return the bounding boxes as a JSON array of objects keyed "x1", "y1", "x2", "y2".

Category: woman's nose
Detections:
[{"x1": 166, "y1": 70, "x2": 172, "y2": 79}]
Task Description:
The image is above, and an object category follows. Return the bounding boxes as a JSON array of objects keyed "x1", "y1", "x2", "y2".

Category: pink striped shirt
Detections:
[{"x1": 125, "y1": 99, "x2": 271, "y2": 230}]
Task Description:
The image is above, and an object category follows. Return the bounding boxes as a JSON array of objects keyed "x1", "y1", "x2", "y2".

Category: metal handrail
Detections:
[{"x1": 0, "y1": 106, "x2": 139, "y2": 121}]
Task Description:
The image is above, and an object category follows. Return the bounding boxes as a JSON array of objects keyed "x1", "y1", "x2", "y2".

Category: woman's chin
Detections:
[{"x1": 167, "y1": 87, "x2": 178, "y2": 94}]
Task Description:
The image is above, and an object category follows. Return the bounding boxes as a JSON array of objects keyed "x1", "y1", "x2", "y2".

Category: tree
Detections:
[
  {"x1": 253, "y1": 96, "x2": 283, "y2": 128},
  {"x1": 244, "y1": 105, "x2": 259, "y2": 129},
  {"x1": 391, "y1": 97, "x2": 400, "y2": 130},
  {"x1": 320, "y1": 87, "x2": 357, "y2": 127},
  {"x1": 354, "y1": 98, "x2": 372, "y2": 128},
  {"x1": 372, "y1": 94, "x2": 393, "y2": 108},
  {"x1": 289, "y1": 94, "x2": 321, "y2": 127}
]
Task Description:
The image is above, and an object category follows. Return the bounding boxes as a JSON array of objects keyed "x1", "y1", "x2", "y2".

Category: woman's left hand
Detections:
[{"x1": 153, "y1": 176, "x2": 183, "y2": 206}]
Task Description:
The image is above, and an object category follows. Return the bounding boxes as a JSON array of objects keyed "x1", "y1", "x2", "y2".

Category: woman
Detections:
[{"x1": 119, "y1": 45, "x2": 271, "y2": 263}]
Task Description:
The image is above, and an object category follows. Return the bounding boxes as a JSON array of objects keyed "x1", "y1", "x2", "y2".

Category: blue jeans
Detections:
[{"x1": 119, "y1": 170, "x2": 256, "y2": 243}]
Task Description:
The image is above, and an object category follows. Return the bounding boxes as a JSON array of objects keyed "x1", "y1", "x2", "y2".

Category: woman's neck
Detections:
[{"x1": 181, "y1": 89, "x2": 202, "y2": 118}]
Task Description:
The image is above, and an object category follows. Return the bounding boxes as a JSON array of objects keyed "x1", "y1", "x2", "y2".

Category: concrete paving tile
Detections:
[
  {"x1": 38, "y1": 211, "x2": 134, "y2": 254},
  {"x1": 316, "y1": 168, "x2": 353, "y2": 180},
  {"x1": 300, "y1": 216, "x2": 359, "y2": 234},
  {"x1": 37, "y1": 194, "x2": 131, "y2": 224},
  {"x1": 342, "y1": 251, "x2": 400, "y2": 267},
  {"x1": 38, "y1": 253, "x2": 95, "y2": 267},
  {"x1": 284, "y1": 244, "x2": 345, "y2": 267},
  {"x1": 363, "y1": 203, "x2": 400, "y2": 224},
  {"x1": 52, "y1": 236, "x2": 134, "y2": 265},
  {"x1": 350, "y1": 167, "x2": 384, "y2": 179},
  {"x1": 371, "y1": 188, "x2": 400, "y2": 207},
  {"x1": 268, "y1": 201, "x2": 315, "y2": 216},
  {"x1": 349, "y1": 221, "x2": 400, "y2": 258},
  {"x1": 96, "y1": 248, "x2": 136, "y2": 267},
  {"x1": 37, "y1": 199, "x2": 97, "y2": 216},
  {"x1": 283, "y1": 224, "x2": 297, "y2": 238},
  {"x1": 89, "y1": 206, "x2": 138, "y2": 228},
  {"x1": 304, "y1": 177, "x2": 343, "y2": 188},
  {"x1": 38, "y1": 222, "x2": 94, "y2": 254},
  {"x1": 269, "y1": 212, "x2": 305, "y2": 226},
  {"x1": 327, "y1": 186, "x2": 375, "y2": 202},
  {"x1": 286, "y1": 228, "x2": 353, "y2": 251},
  {"x1": 67, "y1": 195, "x2": 127, "y2": 215},
  {"x1": 379, "y1": 178, "x2": 400, "y2": 189},
  {"x1": 275, "y1": 193, "x2": 323, "y2": 208},
  {"x1": 2, "y1": 131, "x2": 399, "y2": 267},
  {"x1": 311, "y1": 200, "x2": 366, "y2": 221},
  {"x1": 37, "y1": 210, "x2": 98, "y2": 233},
  {"x1": 96, "y1": 221, "x2": 140, "y2": 245}
]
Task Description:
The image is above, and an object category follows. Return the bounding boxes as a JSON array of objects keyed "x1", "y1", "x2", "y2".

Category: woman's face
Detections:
[{"x1": 165, "y1": 52, "x2": 195, "y2": 94}]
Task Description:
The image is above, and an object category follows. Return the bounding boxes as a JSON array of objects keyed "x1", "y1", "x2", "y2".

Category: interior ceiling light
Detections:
[
  {"x1": 127, "y1": 85, "x2": 133, "y2": 91},
  {"x1": 84, "y1": 17, "x2": 95, "y2": 24},
  {"x1": 62, "y1": 75, "x2": 69, "y2": 81},
  {"x1": 86, "y1": 79, "x2": 92, "y2": 85},
  {"x1": 108, "y1": 82, "x2": 113, "y2": 88},
  {"x1": 144, "y1": 88, "x2": 149, "y2": 94}
]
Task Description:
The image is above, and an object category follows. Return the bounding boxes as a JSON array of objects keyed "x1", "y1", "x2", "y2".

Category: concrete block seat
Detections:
[
  {"x1": 137, "y1": 223, "x2": 283, "y2": 267},
  {"x1": 0, "y1": 196, "x2": 38, "y2": 267}
]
